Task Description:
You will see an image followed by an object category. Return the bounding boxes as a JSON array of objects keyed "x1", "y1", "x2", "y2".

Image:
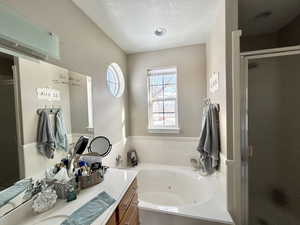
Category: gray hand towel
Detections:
[
  {"x1": 55, "y1": 109, "x2": 68, "y2": 152},
  {"x1": 197, "y1": 104, "x2": 220, "y2": 174},
  {"x1": 37, "y1": 110, "x2": 56, "y2": 159},
  {"x1": 61, "y1": 192, "x2": 116, "y2": 225}
]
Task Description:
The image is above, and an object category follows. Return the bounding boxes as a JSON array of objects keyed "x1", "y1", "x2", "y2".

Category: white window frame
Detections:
[
  {"x1": 106, "y1": 63, "x2": 125, "y2": 98},
  {"x1": 147, "y1": 66, "x2": 180, "y2": 134},
  {"x1": 86, "y1": 76, "x2": 94, "y2": 130}
]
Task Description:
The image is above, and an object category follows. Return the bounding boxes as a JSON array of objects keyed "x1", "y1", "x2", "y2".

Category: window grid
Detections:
[
  {"x1": 107, "y1": 66, "x2": 120, "y2": 97},
  {"x1": 148, "y1": 69, "x2": 178, "y2": 130}
]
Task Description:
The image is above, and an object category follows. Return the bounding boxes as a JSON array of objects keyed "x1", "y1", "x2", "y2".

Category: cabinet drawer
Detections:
[
  {"x1": 119, "y1": 193, "x2": 139, "y2": 225},
  {"x1": 106, "y1": 212, "x2": 117, "y2": 225},
  {"x1": 117, "y1": 179, "x2": 137, "y2": 221}
]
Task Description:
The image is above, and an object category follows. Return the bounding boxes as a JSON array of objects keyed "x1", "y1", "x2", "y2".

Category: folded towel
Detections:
[
  {"x1": 55, "y1": 109, "x2": 68, "y2": 152},
  {"x1": 37, "y1": 110, "x2": 56, "y2": 159},
  {"x1": 61, "y1": 192, "x2": 115, "y2": 225},
  {"x1": 197, "y1": 104, "x2": 220, "y2": 174}
]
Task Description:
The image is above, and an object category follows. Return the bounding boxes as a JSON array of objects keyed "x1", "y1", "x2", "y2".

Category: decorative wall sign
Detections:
[
  {"x1": 209, "y1": 72, "x2": 219, "y2": 93},
  {"x1": 37, "y1": 87, "x2": 60, "y2": 101}
]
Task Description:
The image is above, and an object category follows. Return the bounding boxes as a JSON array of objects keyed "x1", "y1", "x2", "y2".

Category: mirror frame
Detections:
[{"x1": 88, "y1": 136, "x2": 112, "y2": 157}]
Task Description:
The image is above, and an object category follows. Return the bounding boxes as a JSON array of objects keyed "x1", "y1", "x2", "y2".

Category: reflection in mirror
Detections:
[
  {"x1": 0, "y1": 53, "x2": 94, "y2": 217},
  {"x1": 0, "y1": 52, "x2": 21, "y2": 217},
  {"x1": 0, "y1": 52, "x2": 19, "y2": 191},
  {"x1": 69, "y1": 71, "x2": 94, "y2": 135}
]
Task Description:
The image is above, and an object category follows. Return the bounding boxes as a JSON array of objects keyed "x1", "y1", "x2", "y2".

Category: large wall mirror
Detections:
[{"x1": 0, "y1": 51, "x2": 94, "y2": 217}]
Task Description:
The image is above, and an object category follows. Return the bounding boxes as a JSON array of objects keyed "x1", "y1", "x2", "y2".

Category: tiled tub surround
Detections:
[
  {"x1": 105, "y1": 136, "x2": 228, "y2": 205},
  {"x1": 1, "y1": 169, "x2": 137, "y2": 225},
  {"x1": 131, "y1": 164, "x2": 233, "y2": 225}
]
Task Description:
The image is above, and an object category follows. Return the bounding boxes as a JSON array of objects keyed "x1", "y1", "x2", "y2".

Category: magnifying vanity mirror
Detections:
[{"x1": 88, "y1": 136, "x2": 112, "y2": 157}]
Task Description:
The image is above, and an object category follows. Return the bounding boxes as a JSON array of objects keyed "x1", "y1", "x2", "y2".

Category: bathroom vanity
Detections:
[
  {"x1": 1, "y1": 168, "x2": 138, "y2": 225},
  {"x1": 106, "y1": 178, "x2": 139, "y2": 225}
]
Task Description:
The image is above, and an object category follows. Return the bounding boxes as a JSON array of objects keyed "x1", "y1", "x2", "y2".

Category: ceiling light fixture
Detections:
[{"x1": 154, "y1": 27, "x2": 167, "y2": 37}]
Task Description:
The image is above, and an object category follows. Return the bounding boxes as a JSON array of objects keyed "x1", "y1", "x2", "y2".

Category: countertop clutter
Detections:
[{"x1": 1, "y1": 168, "x2": 138, "y2": 225}]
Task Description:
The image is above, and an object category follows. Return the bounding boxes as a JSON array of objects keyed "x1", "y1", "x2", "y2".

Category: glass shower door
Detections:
[{"x1": 247, "y1": 53, "x2": 300, "y2": 225}]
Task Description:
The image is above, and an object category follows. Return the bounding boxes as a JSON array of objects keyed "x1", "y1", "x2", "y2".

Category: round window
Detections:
[{"x1": 106, "y1": 63, "x2": 124, "y2": 97}]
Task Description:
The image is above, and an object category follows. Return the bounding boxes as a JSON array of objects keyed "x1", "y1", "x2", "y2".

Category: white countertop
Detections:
[{"x1": 3, "y1": 168, "x2": 137, "y2": 225}]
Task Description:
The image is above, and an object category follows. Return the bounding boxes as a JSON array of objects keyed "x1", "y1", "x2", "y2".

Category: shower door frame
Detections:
[{"x1": 238, "y1": 45, "x2": 300, "y2": 225}]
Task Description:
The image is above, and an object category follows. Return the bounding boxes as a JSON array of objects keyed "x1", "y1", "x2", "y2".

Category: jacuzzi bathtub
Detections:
[{"x1": 131, "y1": 164, "x2": 233, "y2": 225}]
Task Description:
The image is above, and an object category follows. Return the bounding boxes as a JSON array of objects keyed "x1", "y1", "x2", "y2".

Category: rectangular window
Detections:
[{"x1": 147, "y1": 67, "x2": 179, "y2": 133}]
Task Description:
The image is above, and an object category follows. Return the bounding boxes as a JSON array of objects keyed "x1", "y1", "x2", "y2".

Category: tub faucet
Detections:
[
  {"x1": 190, "y1": 158, "x2": 202, "y2": 171},
  {"x1": 116, "y1": 154, "x2": 123, "y2": 168}
]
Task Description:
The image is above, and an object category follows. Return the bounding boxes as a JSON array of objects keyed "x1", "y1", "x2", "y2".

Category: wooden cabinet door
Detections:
[
  {"x1": 106, "y1": 212, "x2": 117, "y2": 225},
  {"x1": 119, "y1": 193, "x2": 139, "y2": 225},
  {"x1": 117, "y1": 179, "x2": 138, "y2": 222}
]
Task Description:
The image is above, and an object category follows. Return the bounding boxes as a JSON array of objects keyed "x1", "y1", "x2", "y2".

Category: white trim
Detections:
[
  {"x1": 147, "y1": 128, "x2": 180, "y2": 134},
  {"x1": 21, "y1": 142, "x2": 37, "y2": 149},
  {"x1": 147, "y1": 66, "x2": 179, "y2": 130},
  {"x1": 241, "y1": 45, "x2": 300, "y2": 56},
  {"x1": 106, "y1": 63, "x2": 125, "y2": 98},
  {"x1": 245, "y1": 49, "x2": 300, "y2": 60},
  {"x1": 86, "y1": 76, "x2": 94, "y2": 129},
  {"x1": 128, "y1": 136, "x2": 199, "y2": 142},
  {"x1": 231, "y1": 29, "x2": 245, "y2": 225},
  {"x1": 146, "y1": 65, "x2": 178, "y2": 73}
]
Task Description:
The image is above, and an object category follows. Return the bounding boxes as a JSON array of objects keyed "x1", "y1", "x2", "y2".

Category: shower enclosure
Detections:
[{"x1": 236, "y1": 46, "x2": 300, "y2": 225}]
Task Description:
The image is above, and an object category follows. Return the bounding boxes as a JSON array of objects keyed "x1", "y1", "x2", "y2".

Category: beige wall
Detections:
[
  {"x1": 0, "y1": 0, "x2": 128, "y2": 145},
  {"x1": 127, "y1": 44, "x2": 207, "y2": 137},
  {"x1": 206, "y1": 0, "x2": 230, "y2": 214},
  {"x1": 206, "y1": 0, "x2": 227, "y2": 157},
  {"x1": 206, "y1": 0, "x2": 238, "y2": 158},
  {"x1": 206, "y1": 0, "x2": 239, "y2": 223}
]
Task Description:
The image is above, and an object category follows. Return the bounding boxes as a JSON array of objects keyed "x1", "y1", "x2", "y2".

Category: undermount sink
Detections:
[{"x1": 34, "y1": 215, "x2": 69, "y2": 225}]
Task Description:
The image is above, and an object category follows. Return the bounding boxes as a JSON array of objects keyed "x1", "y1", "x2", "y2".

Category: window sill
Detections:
[{"x1": 148, "y1": 128, "x2": 180, "y2": 134}]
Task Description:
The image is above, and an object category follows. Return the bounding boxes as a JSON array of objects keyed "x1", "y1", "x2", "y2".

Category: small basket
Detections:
[
  {"x1": 79, "y1": 171, "x2": 103, "y2": 189},
  {"x1": 49, "y1": 178, "x2": 78, "y2": 199}
]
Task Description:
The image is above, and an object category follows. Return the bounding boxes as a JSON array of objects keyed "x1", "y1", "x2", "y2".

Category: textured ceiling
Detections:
[
  {"x1": 72, "y1": 0, "x2": 221, "y2": 53},
  {"x1": 239, "y1": 0, "x2": 300, "y2": 36}
]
